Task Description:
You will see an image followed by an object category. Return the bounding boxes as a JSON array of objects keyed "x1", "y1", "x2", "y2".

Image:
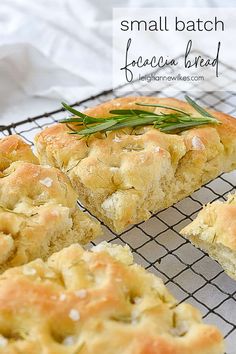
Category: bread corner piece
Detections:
[
  {"x1": 0, "y1": 242, "x2": 224, "y2": 353},
  {"x1": 181, "y1": 193, "x2": 236, "y2": 280},
  {"x1": 0, "y1": 135, "x2": 101, "y2": 272},
  {"x1": 0, "y1": 134, "x2": 38, "y2": 171},
  {"x1": 35, "y1": 97, "x2": 236, "y2": 233}
]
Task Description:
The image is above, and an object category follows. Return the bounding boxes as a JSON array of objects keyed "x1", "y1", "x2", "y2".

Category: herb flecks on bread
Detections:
[
  {"x1": 0, "y1": 242, "x2": 224, "y2": 353},
  {"x1": 35, "y1": 96, "x2": 236, "y2": 232}
]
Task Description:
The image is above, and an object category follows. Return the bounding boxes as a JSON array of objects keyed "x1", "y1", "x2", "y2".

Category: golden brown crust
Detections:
[
  {"x1": 0, "y1": 136, "x2": 101, "y2": 272},
  {"x1": 0, "y1": 242, "x2": 224, "y2": 353},
  {"x1": 0, "y1": 135, "x2": 38, "y2": 172},
  {"x1": 181, "y1": 193, "x2": 236, "y2": 279},
  {"x1": 181, "y1": 193, "x2": 236, "y2": 249},
  {"x1": 35, "y1": 97, "x2": 236, "y2": 232}
]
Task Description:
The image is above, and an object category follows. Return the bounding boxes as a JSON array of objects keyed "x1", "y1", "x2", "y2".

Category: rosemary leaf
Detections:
[
  {"x1": 109, "y1": 109, "x2": 158, "y2": 116},
  {"x1": 185, "y1": 95, "x2": 214, "y2": 118},
  {"x1": 136, "y1": 102, "x2": 190, "y2": 116},
  {"x1": 60, "y1": 117, "x2": 84, "y2": 123},
  {"x1": 159, "y1": 120, "x2": 217, "y2": 132},
  {"x1": 62, "y1": 102, "x2": 91, "y2": 119},
  {"x1": 60, "y1": 117, "x2": 108, "y2": 124},
  {"x1": 76, "y1": 120, "x2": 117, "y2": 135},
  {"x1": 61, "y1": 102, "x2": 102, "y2": 124}
]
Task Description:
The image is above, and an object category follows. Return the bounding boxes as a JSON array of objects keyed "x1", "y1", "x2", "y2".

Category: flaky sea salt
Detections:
[
  {"x1": 69, "y1": 309, "x2": 80, "y2": 321},
  {"x1": 23, "y1": 267, "x2": 37, "y2": 276},
  {"x1": 59, "y1": 293, "x2": 67, "y2": 301},
  {"x1": 191, "y1": 136, "x2": 205, "y2": 150},
  {"x1": 45, "y1": 270, "x2": 55, "y2": 278},
  {"x1": 63, "y1": 336, "x2": 75, "y2": 346},
  {"x1": 0, "y1": 335, "x2": 8, "y2": 347},
  {"x1": 139, "y1": 153, "x2": 146, "y2": 163},
  {"x1": 153, "y1": 146, "x2": 160, "y2": 152},
  {"x1": 110, "y1": 167, "x2": 119, "y2": 172},
  {"x1": 133, "y1": 297, "x2": 142, "y2": 304},
  {"x1": 39, "y1": 177, "x2": 53, "y2": 187},
  {"x1": 131, "y1": 310, "x2": 139, "y2": 325},
  {"x1": 75, "y1": 289, "x2": 87, "y2": 299}
]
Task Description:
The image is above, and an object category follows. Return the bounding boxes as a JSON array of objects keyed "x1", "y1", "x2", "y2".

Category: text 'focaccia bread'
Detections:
[
  {"x1": 0, "y1": 135, "x2": 101, "y2": 272},
  {"x1": 35, "y1": 97, "x2": 236, "y2": 233},
  {"x1": 0, "y1": 242, "x2": 224, "y2": 354},
  {"x1": 181, "y1": 193, "x2": 236, "y2": 280}
]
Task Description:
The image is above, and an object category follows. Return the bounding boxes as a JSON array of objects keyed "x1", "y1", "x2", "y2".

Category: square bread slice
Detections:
[
  {"x1": 181, "y1": 193, "x2": 236, "y2": 280},
  {"x1": 0, "y1": 242, "x2": 224, "y2": 353},
  {"x1": 35, "y1": 97, "x2": 236, "y2": 233},
  {"x1": 0, "y1": 135, "x2": 101, "y2": 272}
]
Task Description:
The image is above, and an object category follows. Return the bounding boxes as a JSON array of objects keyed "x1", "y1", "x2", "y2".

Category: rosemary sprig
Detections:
[{"x1": 60, "y1": 96, "x2": 221, "y2": 136}]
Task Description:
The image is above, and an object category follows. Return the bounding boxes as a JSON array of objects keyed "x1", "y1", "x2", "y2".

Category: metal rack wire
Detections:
[{"x1": 0, "y1": 62, "x2": 236, "y2": 353}]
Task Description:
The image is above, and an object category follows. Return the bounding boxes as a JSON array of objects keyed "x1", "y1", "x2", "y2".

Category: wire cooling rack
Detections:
[{"x1": 1, "y1": 63, "x2": 236, "y2": 353}]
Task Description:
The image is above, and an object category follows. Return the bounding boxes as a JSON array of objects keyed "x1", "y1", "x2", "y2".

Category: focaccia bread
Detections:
[
  {"x1": 35, "y1": 97, "x2": 236, "y2": 233},
  {"x1": 0, "y1": 136, "x2": 101, "y2": 272},
  {"x1": 181, "y1": 193, "x2": 236, "y2": 280},
  {"x1": 0, "y1": 242, "x2": 224, "y2": 354},
  {"x1": 0, "y1": 135, "x2": 38, "y2": 172}
]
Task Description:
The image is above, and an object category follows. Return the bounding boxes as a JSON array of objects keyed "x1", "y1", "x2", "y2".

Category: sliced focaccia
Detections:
[
  {"x1": 35, "y1": 97, "x2": 236, "y2": 233},
  {"x1": 0, "y1": 134, "x2": 38, "y2": 172},
  {"x1": 0, "y1": 242, "x2": 224, "y2": 353},
  {"x1": 0, "y1": 135, "x2": 101, "y2": 272},
  {"x1": 181, "y1": 193, "x2": 236, "y2": 280}
]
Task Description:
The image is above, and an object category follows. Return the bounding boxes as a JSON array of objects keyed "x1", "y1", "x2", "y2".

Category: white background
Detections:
[
  {"x1": 113, "y1": 8, "x2": 236, "y2": 92},
  {"x1": 0, "y1": 0, "x2": 235, "y2": 125}
]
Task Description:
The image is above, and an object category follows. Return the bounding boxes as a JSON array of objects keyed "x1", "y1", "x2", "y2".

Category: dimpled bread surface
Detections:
[
  {"x1": 0, "y1": 135, "x2": 101, "y2": 272},
  {"x1": 0, "y1": 242, "x2": 224, "y2": 354},
  {"x1": 35, "y1": 97, "x2": 236, "y2": 233}
]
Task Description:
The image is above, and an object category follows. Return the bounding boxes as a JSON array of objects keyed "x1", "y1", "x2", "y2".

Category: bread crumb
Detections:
[
  {"x1": 39, "y1": 177, "x2": 53, "y2": 187},
  {"x1": 69, "y1": 309, "x2": 80, "y2": 321}
]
